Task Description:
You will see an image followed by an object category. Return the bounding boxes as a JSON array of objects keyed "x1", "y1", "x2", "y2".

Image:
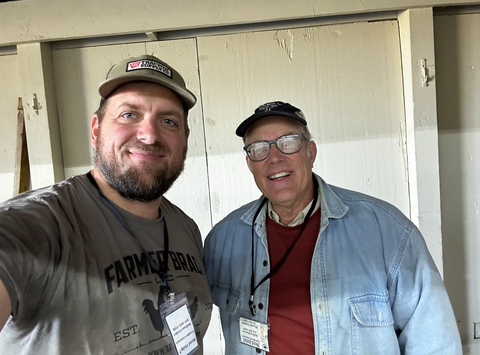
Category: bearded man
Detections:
[{"x1": 0, "y1": 55, "x2": 212, "y2": 354}]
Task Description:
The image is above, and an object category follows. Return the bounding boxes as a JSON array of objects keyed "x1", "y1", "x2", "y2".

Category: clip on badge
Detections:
[
  {"x1": 160, "y1": 292, "x2": 199, "y2": 355},
  {"x1": 239, "y1": 317, "x2": 270, "y2": 352}
]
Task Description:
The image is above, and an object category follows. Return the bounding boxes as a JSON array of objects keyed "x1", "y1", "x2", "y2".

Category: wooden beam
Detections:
[
  {"x1": 2, "y1": 0, "x2": 480, "y2": 46},
  {"x1": 146, "y1": 32, "x2": 160, "y2": 41},
  {"x1": 398, "y1": 8, "x2": 444, "y2": 274}
]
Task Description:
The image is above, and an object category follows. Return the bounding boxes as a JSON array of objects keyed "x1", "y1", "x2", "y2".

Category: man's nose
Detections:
[
  {"x1": 267, "y1": 142, "x2": 284, "y2": 162},
  {"x1": 136, "y1": 118, "x2": 158, "y2": 145}
]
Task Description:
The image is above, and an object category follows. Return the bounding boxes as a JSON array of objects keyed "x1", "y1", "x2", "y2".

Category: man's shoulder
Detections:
[
  {"x1": 326, "y1": 183, "x2": 412, "y2": 227},
  {"x1": 220, "y1": 199, "x2": 258, "y2": 223},
  {"x1": 160, "y1": 197, "x2": 201, "y2": 233},
  {"x1": 0, "y1": 174, "x2": 90, "y2": 209},
  {"x1": 161, "y1": 197, "x2": 195, "y2": 222},
  {"x1": 0, "y1": 174, "x2": 98, "y2": 228},
  {"x1": 207, "y1": 199, "x2": 258, "y2": 239}
]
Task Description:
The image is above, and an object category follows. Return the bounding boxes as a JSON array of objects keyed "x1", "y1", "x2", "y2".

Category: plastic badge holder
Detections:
[{"x1": 160, "y1": 292, "x2": 199, "y2": 355}]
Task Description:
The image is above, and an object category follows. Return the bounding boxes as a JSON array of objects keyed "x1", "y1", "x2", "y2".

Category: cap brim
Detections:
[{"x1": 236, "y1": 111, "x2": 307, "y2": 137}]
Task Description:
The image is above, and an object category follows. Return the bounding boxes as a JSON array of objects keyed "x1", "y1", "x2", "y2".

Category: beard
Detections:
[{"x1": 94, "y1": 135, "x2": 187, "y2": 203}]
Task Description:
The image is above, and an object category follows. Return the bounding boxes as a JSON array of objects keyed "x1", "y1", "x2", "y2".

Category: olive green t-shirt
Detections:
[{"x1": 0, "y1": 174, "x2": 212, "y2": 355}]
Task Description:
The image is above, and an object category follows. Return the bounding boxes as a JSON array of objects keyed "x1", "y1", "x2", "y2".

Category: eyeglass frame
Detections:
[{"x1": 243, "y1": 133, "x2": 306, "y2": 162}]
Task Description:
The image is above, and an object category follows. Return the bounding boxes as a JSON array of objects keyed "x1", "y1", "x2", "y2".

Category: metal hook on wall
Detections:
[
  {"x1": 421, "y1": 59, "x2": 428, "y2": 87},
  {"x1": 32, "y1": 93, "x2": 40, "y2": 115}
]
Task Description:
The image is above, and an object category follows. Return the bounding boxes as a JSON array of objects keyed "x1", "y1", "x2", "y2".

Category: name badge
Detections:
[
  {"x1": 160, "y1": 292, "x2": 199, "y2": 355},
  {"x1": 239, "y1": 317, "x2": 270, "y2": 352}
]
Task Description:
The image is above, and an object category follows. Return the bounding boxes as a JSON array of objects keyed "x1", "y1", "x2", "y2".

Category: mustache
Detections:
[{"x1": 123, "y1": 140, "x2": 169, "y2": 153}]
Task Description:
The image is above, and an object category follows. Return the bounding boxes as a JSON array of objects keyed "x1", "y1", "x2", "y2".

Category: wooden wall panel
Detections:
[{"x1": 197, "y1": 21, "x2": 409, "y2": 226}]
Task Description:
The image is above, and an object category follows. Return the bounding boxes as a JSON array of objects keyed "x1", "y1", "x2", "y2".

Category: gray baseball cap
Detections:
[{"x1": 98, "y1": 54, "x2": 197, "y2": 110}]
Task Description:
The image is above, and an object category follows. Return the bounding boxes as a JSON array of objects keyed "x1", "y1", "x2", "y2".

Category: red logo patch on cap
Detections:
[
  {"x1": 128, "y1": 61, "x2": 142, "y2": 69},
  {"x1": 126, "y1": 59, "x2": 172, "y2": 78}
]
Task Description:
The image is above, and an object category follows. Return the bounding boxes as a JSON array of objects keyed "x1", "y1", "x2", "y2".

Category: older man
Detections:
[
  {"x1": 0, "y1": 55, "x2": 211, "y2": 354},
  {"x1": 204, "y1": 101, "x2": 461, "y2": 354}
]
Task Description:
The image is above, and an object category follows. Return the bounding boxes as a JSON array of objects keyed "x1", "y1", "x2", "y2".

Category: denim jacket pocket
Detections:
[
  {"x1": 347, "y1": 294, "x2": 394, "y2": 326},
  {"x1": 212, "y1": 283, "x2": 242, "y2": 315},
  {"x1": 347, "y1": 294, "x2": 399, "y2": 355}
]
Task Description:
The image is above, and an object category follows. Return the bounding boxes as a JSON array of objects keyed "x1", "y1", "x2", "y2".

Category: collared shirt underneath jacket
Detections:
[{"x1": 203, "y1": 174, "x2": 462, "y2": 355}]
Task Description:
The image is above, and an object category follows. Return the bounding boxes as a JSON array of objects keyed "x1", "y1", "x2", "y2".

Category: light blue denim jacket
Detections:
[{"x1": 204, "y1": 175, "x2": 462, "y2": 354}]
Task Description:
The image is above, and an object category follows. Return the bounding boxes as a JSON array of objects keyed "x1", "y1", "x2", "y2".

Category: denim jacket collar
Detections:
[{"x1": 240, "y1": 173, "x2": 349, "y2": 229}]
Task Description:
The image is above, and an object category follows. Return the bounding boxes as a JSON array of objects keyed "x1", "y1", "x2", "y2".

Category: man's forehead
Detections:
[
  {"x1": 245, "y1": 116, "x2": 303, "y2": 138},
  {"x1": 107, "y1": 81, "x2": 183, "y2": 107}
]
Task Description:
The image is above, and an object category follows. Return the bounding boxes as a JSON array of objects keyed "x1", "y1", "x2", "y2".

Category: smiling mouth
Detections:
[
  {"x1": 268, "y1": 172, "x2": 292, "y2": 180},
  {"x1": 131, "y1": 151, "x2": 162, "y2": 157}
]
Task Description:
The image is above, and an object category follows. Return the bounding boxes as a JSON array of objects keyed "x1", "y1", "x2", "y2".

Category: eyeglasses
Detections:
[{"x1": 243, "y1": 133, "x2": 305, "y2": 162}]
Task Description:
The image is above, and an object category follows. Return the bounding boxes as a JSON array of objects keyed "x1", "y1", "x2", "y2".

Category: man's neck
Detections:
[
  {"x1": 90, "y1": 169, "x2": 162, "y2": 220},
  {"x1": 270, "y1": 183, "x2": 316, "y2": 226},
  {"x1": 270, "y1": 203, "x2": 305, "y2": 226},
  {"x1": 269, "y1": 199, "x2": 316, "y2": 227}
]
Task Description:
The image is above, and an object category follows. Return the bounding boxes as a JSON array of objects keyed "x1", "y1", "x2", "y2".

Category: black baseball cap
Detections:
[{"x1": 236, "y1": 101, "x2": 307, "y2": 137}]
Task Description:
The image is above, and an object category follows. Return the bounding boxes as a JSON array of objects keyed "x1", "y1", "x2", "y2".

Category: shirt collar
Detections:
[
  {"x1": 268, "y1": 196, "x2": 320, "y2": 227},
  {"x1": 241, "y1": 174, "x2": 349, "y2": 227}
]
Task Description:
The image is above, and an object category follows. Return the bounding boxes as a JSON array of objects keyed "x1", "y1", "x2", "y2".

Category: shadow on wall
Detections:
[
  {"x1": 53, "y1": 49, "x2": 95, "y2": 174},
  {"x1": 435, "y1": 12, "x2": 480, "y2": 347}
]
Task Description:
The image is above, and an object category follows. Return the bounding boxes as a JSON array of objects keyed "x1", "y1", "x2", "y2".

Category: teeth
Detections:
[{"x1": 269, "y1": 172, "x2": 291, "y2": 180}]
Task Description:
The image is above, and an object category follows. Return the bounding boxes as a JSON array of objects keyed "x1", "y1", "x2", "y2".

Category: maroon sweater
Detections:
[{"x1": 266, "y1": 209, "x2": 321, "y2": 354}]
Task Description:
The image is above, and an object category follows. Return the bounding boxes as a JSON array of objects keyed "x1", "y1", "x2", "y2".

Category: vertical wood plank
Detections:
[
  {"x1": 17, "y1": 42, "x2": 64, "y2": 189},
  {"x1": 398, "y1": 8, "x2": 444, "y2": 274},
  {"x1": 0, "y1": 54, "x2": 21, "y2": 203}
]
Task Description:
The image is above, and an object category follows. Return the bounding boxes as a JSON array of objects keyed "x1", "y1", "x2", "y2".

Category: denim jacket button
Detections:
[
  {"x1": 256, "y1": 348, "x2": 261, "y2": 353},
  {"x1": 258, "y1": 303, "x2": 264, "y2": 310},
  {"x1": 263, "y1": 260, "x2": 268, "y2": 266}
]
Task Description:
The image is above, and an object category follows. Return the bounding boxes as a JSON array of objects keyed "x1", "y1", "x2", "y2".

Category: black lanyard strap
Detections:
[
  {"x1": 86, "y1": 171, "x2": 171, "y2": 293},
  {"x1": 249, "y1": 175, "x2": 319, "y2": 316}
]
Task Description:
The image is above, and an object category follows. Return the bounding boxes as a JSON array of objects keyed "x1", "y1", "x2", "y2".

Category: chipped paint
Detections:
[
  {"x1": 274, "y1": 30, "x2": 294, "y2": 61},
  {"x1": 332, "y1": 30, "x2": 342, "y2": 37}
]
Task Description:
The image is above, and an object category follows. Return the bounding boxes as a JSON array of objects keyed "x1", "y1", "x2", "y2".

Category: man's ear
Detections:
[
  {"x1": 245, "y1": 155, "x2": 253, "y2": 173},
  {"x1": 308, "y1": 140, "x2": 317, "y2": 167},
  {"x1": 91, "y1": 114, "x2": 100, "y2": 149}
]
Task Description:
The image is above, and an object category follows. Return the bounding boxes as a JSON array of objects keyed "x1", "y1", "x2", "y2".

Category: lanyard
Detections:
[
  {"x1": 86, "y1": 171, "x2": 172, "y2": 294},
  {"x1": 249, "y1": 175, "x2": 319, "y2": 316}
]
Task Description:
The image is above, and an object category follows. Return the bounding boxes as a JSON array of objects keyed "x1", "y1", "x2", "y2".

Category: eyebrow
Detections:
[{"x1": 115, "y1": 102, "x2": 182, "y2": 117}]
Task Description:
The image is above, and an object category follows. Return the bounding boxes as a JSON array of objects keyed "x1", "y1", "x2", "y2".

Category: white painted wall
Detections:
[
  {"x1": 435, "y1": 12, "x2": 480, "y2": 354},
  {"x1": 197, "y1": 22, "x2": 409, "y2": 224},
  {"x1": 0, "y1": 54, "x2": 19, "y2": 202},
  {"x1": 0, "y1": 0, "x2": 479, "y2": 353}
]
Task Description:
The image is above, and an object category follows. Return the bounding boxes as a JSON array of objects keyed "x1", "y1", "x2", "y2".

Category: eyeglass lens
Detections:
[{"x1": 246, "y1": 134, "x2": 303, "y2": 161}]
